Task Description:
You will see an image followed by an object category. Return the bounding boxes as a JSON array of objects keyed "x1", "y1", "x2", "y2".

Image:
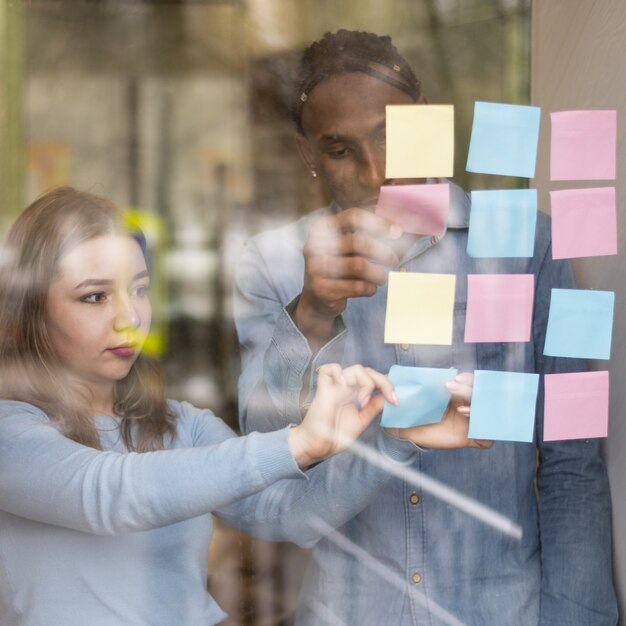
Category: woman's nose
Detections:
[{"x1": 113, "y1": 295, "x2": 140, "y2": 331}]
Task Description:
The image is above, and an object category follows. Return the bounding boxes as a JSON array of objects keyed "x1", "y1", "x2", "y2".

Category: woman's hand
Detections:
[
  {"x1": 385, "y1": 372, "x2": 492, "y2": 449},
  {"x1": 288, "y1": 364, "x2": 399, "y2": 469}
]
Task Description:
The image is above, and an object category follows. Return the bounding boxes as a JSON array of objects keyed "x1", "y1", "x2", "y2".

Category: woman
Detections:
[{"x1": 0, "y1": 187, "x2": 481, "y2": 626}]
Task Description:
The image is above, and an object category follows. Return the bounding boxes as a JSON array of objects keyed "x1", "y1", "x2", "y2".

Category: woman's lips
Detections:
[{"x1": 108, "y1": 345, "x2": 136, "y2": 358}]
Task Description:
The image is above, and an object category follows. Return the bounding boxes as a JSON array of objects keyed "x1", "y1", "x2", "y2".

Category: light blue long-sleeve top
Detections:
[
  {"x1": 233, "y1": 183, "x2": 618, "y2": 626},
  {"x1": 0, "y1": 398, "x2": 417, "y2": 626}
]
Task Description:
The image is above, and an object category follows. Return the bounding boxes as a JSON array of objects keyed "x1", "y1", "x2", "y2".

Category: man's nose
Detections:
[{"x1": 358, "y1": 145, "x2": 386, "y2": 189}]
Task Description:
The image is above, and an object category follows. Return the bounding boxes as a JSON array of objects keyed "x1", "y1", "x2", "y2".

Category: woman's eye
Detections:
[
  {"x1": 132, "y1": 284, "x2": 150, "y2": 298},
  {"x1": 81, "y1": 292, "x2": 107, "y2": 304}
]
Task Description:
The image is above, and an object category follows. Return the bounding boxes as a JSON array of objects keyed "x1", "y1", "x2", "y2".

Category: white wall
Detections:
[{"x1": 532, "y1": 0, "x2": 626, "y2": 614}]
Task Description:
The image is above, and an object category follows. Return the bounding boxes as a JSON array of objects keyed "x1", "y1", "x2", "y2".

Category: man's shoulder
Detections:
[
  {"x1": 249, "y1": 206, "x2": 331, "y2": 246},
  {"x1": 241, "y1": 206, "x2": 332, "y2": 269}
]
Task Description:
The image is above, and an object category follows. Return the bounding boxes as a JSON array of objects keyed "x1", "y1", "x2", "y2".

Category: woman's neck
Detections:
[{"x1": 69, "y1": 378, "x2": 116, "y2": 417}]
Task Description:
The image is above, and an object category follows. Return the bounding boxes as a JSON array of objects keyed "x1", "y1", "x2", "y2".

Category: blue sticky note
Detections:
[
  {"x1": 544, "y1": 288, "x2": 615, "y2": 360},
  {"x1": 466, "y1": 102, "x2": 541, "y2": 178},
  {"x1": 468, "y1": 370, "x2": 539, "y2": 442},
  {"x1": 467, "y1": 189, "x2": 537, "y2": 258},
  {"x1": 381, "y1": 365, "x2": 458, "y2": 428}
]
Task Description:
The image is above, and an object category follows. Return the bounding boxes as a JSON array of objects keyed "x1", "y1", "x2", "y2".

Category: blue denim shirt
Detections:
[{"x1": 234, "y1": 184, "x2": 617, "y2": 626}]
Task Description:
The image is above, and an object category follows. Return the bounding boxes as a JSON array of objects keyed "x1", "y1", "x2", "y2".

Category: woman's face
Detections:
[{"x1": 45, "y1": 234, "x2": 151, "y2": 400}]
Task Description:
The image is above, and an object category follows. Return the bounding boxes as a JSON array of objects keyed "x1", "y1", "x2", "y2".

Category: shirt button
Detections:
[
  {"x1": 401, "y1": 343, "x2": 409, "y2": 352},
  {"x1": 409, "y1": 492, "x2": 420, "y2": 505},
  {"x1": 411, "y1": 572, "x2": 422, "y2": 584},
  {"x1": 431, "y1": 235, "x2": 440, "y2": 245}
]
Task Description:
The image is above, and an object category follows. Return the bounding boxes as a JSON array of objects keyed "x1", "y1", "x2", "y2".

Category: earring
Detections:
[{"x1": 311, "y1": 170, "x2": 318, "y2": 178}]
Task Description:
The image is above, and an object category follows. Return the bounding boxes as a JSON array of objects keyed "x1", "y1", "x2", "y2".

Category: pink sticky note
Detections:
[
  {"x1": 376, "y1": 183, "x2": 450, "y2": 236},
  {"x1": 464, "y1": 274, "x2": 534, "y2": 343},
  {"x1": 550, "y1": 110, "x2": 616, "y2": 180},
  {"x1": 543, "y1": 371, "x2": 609, "y2": 441},
  {"x1": 551, "y1": 187, "x2": 617, "y2": 259}
]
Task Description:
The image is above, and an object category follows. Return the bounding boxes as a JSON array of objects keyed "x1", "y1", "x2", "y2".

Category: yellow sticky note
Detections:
[
  {"x1": 384, "y1": 272, "x2": 456, "y2": 345},
  {"x1": 386, "y1": 105, "x2": 454, "y2": 179}
]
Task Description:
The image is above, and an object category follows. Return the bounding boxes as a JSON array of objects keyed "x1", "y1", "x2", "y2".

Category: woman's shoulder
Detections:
[
  {"x1": 0, "y1": 400, "x2": 53, "y2": 442},
  {"x1": 0, "y1": 399, "x2": 49, "y2": 421}
]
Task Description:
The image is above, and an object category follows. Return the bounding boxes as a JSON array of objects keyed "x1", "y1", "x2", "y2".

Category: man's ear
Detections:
[{"x1": 295, "y1": 132, "x2": 316, "y2": 172}]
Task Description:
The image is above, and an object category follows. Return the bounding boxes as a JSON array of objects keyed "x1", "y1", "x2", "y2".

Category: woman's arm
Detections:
[
  {"x1": 0, "y1": 401, "x2": 301, "y2": 535},
  {"x1": 0, "y1": 367, "x2": 395, "y2": 536}
]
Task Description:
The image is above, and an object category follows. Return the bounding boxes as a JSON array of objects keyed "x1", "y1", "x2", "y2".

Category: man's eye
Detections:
[
  {"x1": 81, "y1": 292, "x2": 107, "y2": 304},
  {"x1": 327, "y1": 147, "x2": 351, "y2": 159}
]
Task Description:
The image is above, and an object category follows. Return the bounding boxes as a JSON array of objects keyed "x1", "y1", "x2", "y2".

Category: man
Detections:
[{"x1": 234, "y1": 29, "x2": 617, "y2": 625}]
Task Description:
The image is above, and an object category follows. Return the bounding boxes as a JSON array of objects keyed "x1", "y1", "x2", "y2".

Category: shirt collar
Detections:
[
  {"x1": 328, "y1": 179, "x2": 470, "y2": 230},
  {"x1": 431, "y1": 178, "x2": 470, "y2": 230}
]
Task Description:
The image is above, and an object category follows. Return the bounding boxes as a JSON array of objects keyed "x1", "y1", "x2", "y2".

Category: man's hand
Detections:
[
  {"x1": 386, "y1": 373, "x2": 492, "y2": 449},
  {"x1": 294, "y1": 208, "x2": 403, "y2": 349}
]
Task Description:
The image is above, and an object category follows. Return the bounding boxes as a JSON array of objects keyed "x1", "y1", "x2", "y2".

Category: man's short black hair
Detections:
[{"x1": 292, "y1": 29, "x2": 421, "y2": 133}]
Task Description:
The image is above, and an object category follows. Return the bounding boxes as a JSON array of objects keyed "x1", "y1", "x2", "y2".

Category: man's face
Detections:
[{"x1": 297, "y1": 71, "x2": 422, "y2": 210}]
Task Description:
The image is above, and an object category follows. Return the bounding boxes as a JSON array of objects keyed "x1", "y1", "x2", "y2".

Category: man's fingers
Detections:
[
  {"x1": 307, "y1": 227, "x2": 400, "y2": 269},
  {"x1": 445, "y1": 372, "x2": 474, "y2": 404},
  {"x1": 336, "y1": 207, "x2": 403, "y2": 240},
  {"x1": 309, "y1": 277, "x2": 380, "y2": 302},
  {"x1": 337, "y1": 231, "x2": 399, "y2": 268},
  {"x1": 308, "y1": 255, "x2": 389, "y2": 285},
  {"x1": 469, "y1": 438, "x2": 493, "y2": 449}
]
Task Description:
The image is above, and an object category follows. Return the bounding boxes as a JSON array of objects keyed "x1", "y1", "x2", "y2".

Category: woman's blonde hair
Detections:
[{"x1": 0, "y1": 186, "x2": 175, "y2": 451}]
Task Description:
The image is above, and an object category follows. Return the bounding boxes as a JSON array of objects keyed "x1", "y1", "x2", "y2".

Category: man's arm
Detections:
[
  {"x1": 233, "y1": 220, "x2": 343, "y2": 434},
  {"x1": 294, "y1": 208, "x2": 402, "y2": 352},
  {"x1": 234, "y1": 209, "x2": 401, "y2": 434},
  {"x1": 533, "y1": 229, "x2": 617, "y2": 625}
]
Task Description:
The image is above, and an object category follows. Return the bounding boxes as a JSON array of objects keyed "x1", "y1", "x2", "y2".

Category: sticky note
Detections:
[
  {"x1": 376, "y1": 183, "x2": 450, "y2": 235},
  {"x1": 464, "y1": 274, "x2": 534, "y2": 343},
  {"x1": 550, "y1": 110, "x2": 617, "y2": 181},
  {"x1": 386, "y1": 104, "x2": 454, "y2": 179},
  {"x1": 550, "y1": 187, "x2": 617, "y2": 259},
  {"x1": 384, "y1": 272, "x2": 456, "y2": 345},
  {"x1": 544, "y1": 288, "x2": 614, "y2": 360},
  {"x1": 543, "y1": 371, "x2": 609, "y2": 441},
  {"x1": 468, "y1": 370, "x2": 539, "y2": 442},
  {"x1": 381, "y1": 365, "x2": 458, "y2": 428},
  {"x1": 466, "y1": 101, "x2": 541, "y2": 178},
  {"x1": 467, "y1": 189, "x2": 537, "y2": 258}
]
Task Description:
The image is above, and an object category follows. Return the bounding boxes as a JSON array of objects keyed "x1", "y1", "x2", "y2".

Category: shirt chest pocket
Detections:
[{"x1": 395, "y1": 301, "x2": 477, "y2": 370}]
